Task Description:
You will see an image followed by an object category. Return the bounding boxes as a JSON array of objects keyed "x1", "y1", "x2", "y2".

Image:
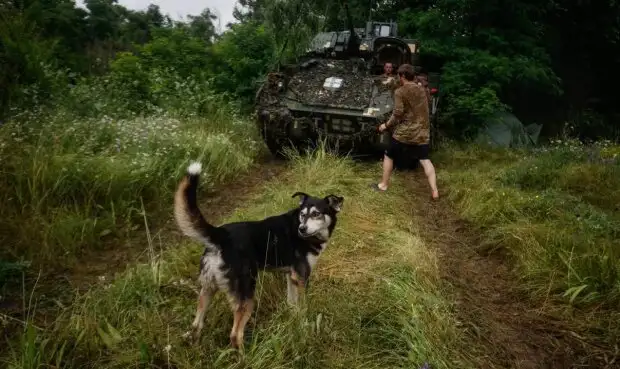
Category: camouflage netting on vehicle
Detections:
[
  {"x1": 254, "y1": 72, "x2": 293, "y2": 140},
  {"x1": 287, "y1": 59, "x2": 377, "y2": 109},
  {"x1": 255, "y1": 72, "x2": 285, "y2": 108}
]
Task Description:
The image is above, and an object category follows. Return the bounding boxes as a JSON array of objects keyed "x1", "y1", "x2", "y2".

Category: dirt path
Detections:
[{"x1": 401, "y1": 172, "x2": 605, "y2": 369}]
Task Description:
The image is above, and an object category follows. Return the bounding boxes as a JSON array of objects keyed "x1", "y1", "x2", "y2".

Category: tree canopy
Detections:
[{"x1": 1, "y1": 0, "x2": 618, "y2": 139}]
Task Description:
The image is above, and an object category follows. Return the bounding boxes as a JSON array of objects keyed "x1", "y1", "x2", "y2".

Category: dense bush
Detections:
[{"x1": 0, "y1": 46, "x2": 263, "y2": 269}]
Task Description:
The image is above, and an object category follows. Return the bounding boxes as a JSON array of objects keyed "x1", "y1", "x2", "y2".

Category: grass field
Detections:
[
  {"x1": 2, "y1": 111, "x2": 619, "y2": 368},
  {"x1": 0, "y1": 104, "x2": 261, "y2": 272},
  {"x1": 435, "y1": 139, "x2": 620, "y2": 360},
  {"x1": 3, "y1": 147, "x2": 476, "y2": 369},
  {"x1": 436, "y1": 139, "x2": 620, "y2": 307}
]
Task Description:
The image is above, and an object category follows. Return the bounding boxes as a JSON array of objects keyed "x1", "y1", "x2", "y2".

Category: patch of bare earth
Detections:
[
  {"x1": 1, "y1": 157, "x2": 287, "y2": 347},
  {"x1": 401, "y1": 170, "x2": 611, "y2": 369}
]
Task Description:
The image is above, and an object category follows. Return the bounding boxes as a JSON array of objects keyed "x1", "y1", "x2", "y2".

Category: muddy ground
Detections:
[{"x1": 402, "y1": 171, "x2": 614, "y2": 369}]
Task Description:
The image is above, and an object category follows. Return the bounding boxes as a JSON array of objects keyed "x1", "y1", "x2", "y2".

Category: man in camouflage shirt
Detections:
[{"x1": 371, "y1": 64, "x2": 439, "y2": 200}]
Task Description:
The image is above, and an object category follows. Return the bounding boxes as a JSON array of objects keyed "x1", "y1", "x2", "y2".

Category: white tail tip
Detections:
[{"x1": 187, "y1": 162, "x2": 202, "y2": 175}]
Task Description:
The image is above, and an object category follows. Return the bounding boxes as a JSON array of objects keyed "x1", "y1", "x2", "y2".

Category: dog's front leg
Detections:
[
  {"x1": 287, "y1": 268, "x2": 308, "y2": 306},
  {"x1": 287, "y1": 272, "x2": 300, "y2": 305}
]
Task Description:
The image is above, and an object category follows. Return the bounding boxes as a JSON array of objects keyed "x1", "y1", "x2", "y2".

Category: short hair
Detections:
[{"x1": 397, "y1": 64, "x2": 415, "y2": 81}]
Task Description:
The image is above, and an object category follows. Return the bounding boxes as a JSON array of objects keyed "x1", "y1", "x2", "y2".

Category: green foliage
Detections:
[
  {"x1": 186, "y1": 8, "x2": 218, "y2": 43},
  {"x1": 108, "y1": 51, "x2": 151, "y2": 109},
  {"x1": 3, "y1": 0, "x2": 620, "y2": 140},
  {"x1": 210, "y1": 21, "x2": 276, "y2": 103},
  {"x1": 0, "y1": 0, "x2": 223, "y2": 119},
  {"x1": 260, "y1": 0, "x2": 327, "y2": 64},
  {"x1": 139, "y1": 28, "x2": 212, "y2": 77},
  {"x1": 0, "y1": 66, "x2": 261, "y2": 269},
  {"x1": 0, "y1": 13, "x2": 63, "y2": 114},
  {"x1": 398, "y1": 0, "x2": 561, "y2": 138},
  {"x1": 437, "y1": 140, "x2": 620, "y2": 307},
  {"x1": 2, "y1": 147, "x2": 476, "y2": 369}
]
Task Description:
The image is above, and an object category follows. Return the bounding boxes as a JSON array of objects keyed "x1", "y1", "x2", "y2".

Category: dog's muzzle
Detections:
[
  {"x1": 298, "y1": 225, "x2": 313, "y2": 238},
  {"x1": 298, "y1": 227, "x2": 324, "y2": 241}
]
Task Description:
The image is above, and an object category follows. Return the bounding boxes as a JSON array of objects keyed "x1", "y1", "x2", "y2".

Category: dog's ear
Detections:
[
  {"x1": 291, "y1": 192, "x2": 310, "y2": 206},
  {"x1": 324, "y1": 194, "x2": 344, "y2": 212}
]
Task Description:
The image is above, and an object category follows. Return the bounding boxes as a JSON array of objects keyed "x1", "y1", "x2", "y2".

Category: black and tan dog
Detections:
[{"x1": 174, "y1": 161, "x2": 344, "y2": 349}]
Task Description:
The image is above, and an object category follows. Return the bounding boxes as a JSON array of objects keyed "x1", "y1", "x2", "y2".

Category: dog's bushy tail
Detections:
[{"x1": 174, "y1": 161, "x2": 217, "y2": 247}]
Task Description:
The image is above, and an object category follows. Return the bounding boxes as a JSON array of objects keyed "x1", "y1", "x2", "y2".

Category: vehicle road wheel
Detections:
[{"x1": 260, "y1": 124, "x2": 291, "y2": 160}]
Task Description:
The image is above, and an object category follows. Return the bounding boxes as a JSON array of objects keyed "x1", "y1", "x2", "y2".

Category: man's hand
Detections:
[{"x1": 378, "y1": 123, "x2": 387, "y2": 132}]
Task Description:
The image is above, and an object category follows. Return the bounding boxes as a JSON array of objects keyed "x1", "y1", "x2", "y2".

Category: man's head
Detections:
[
  {"x1": 397, "y1": 64, "x2": 416, "y2": 84},
  {"x1": 415, "y1": 73, "x2": 428, "y2": 87},
  {"x1": 383, "y1": 63, "x2": 394, "y2": 75},
  {"x1": 291, "y1": 192, "x2": 344, "y2": 242}
]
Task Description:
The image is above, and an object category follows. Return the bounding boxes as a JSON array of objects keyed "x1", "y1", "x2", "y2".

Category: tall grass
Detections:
[
  {"x1": 2, "y1": 145, "x2": 477, "y2": 369},
  {"x1": 435, "y1": 138, "x2": 620, "y2": 345},
  {"x1": 0, "y1": 71, "x2": 262, "y2": 272}
]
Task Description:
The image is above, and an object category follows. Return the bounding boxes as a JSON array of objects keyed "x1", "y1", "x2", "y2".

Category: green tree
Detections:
[
  {"x1": 210, "y1": 21, "x2": 276, "y2": 103},
  {"x1": 398, "y1": 0, "x2": 560, "y2": 137}
]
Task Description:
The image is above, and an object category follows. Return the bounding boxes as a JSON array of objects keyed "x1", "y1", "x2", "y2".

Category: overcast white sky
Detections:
[{"x1": 76, "y1": 0, "x2": 240, "y2": 33}]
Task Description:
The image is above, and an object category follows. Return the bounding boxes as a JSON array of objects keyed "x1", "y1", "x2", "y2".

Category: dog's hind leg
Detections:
[
  {"x1": 184, "y1": 283, "x2": 216, "y2": 342},
  {"x1": 229, "y1": 298, "x2": 254, "y2": 349}
]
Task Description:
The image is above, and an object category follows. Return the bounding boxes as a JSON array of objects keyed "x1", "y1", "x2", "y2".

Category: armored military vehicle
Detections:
[{"x1": 254, "y1": 17, "x2": 441, "y2": 159}]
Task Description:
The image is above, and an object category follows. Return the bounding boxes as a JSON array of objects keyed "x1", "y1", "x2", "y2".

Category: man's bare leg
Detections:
[
  {"x1": 419, "y1": 159, "x2": 439, "y2": 199},
  {"x1": 378, "y1": 154, "x2": 394, "y2": 190}
]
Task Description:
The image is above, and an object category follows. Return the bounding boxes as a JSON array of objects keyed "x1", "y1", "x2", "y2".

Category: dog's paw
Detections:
[
  {"x1": 180, "y1": 331, "x2": 192, "y2": 347},
  {"x1": 182, "y1": 329, "x2": 201, "y2": 345},
  {"x1": 230, "y1": 335, "x2": 240, "y2": 350},
  {"x1": 181, "y1": 330, "x2": 193, "y2": 344}
]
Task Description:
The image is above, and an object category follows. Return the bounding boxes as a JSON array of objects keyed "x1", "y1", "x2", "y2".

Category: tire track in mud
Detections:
[{"x1": 401, "y1": 171, "x2": 606, "y2": 369}]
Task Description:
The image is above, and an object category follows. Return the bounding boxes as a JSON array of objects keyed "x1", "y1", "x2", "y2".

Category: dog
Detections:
[{"x1": 173, "y1": 161, "x2": 344, "y2": 349}]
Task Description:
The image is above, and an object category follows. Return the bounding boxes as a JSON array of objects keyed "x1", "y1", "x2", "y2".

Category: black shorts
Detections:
[{"x1": 385, "y1": 137, "x2": 429, "y2": 167}]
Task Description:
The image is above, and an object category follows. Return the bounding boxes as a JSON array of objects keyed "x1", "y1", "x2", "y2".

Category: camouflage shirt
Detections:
[{"x1": 385, "y1": 82, "x2": 430, "y2": 145}]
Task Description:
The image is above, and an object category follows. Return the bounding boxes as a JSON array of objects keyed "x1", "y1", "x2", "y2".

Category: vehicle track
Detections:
[{"x1": 402, "y1": 171, "x2": 607, "y2": 369}]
